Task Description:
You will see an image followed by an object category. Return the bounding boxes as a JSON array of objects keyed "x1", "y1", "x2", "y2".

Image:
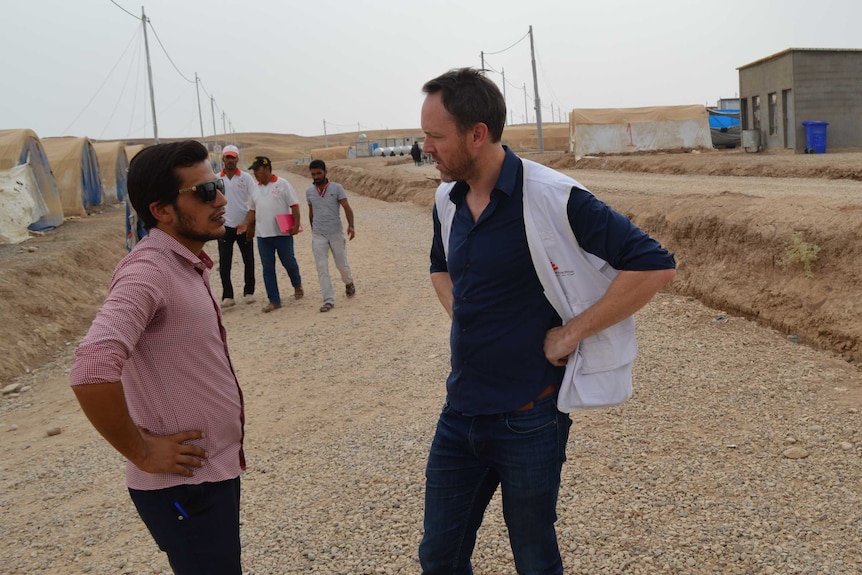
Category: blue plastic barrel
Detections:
[{"x1": 801, "y1": 121, "x2": 829, "y2": 154}]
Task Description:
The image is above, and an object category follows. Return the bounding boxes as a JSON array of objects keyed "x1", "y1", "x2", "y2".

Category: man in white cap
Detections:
[{"x1": 217, "y1": 144, "x2": 257, "y2": 307}]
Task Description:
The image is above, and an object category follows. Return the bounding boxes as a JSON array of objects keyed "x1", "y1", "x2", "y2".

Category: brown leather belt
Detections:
[{"x1": 515, "y1": 383, "x2": 558, "y2": 411}]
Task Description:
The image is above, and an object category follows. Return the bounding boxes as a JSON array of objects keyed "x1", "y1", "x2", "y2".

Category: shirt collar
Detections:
[
  {"x1": 450, "y1": 146, "x2": 521, "y2": 204},
  {"x1": 144, "y1": 228, "x2": 214, "y2": 271}
]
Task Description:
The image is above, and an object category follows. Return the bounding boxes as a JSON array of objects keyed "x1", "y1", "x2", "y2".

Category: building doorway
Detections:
[{"x1": 782, "y1": 89, "x2": 794, "y2": 149}]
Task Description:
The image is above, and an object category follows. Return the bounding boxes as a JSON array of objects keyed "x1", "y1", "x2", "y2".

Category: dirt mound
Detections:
[
  {"x1": 541, "y1": 148, "x2": 862, "y2": 180},
  {"x1": 0, "y1": 206, "x2": 128, "y2": 382}
]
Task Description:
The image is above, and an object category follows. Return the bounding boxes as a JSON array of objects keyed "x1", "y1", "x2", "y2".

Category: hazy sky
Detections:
[{"x1": 2, "y1": 0, "x2": 860, "y2": 141}]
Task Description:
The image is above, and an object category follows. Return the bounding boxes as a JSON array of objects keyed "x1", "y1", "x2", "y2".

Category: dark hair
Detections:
[
  {"x1": 127, "y1": 140, "x2": 209, "y2": 230},
  {"x1": 309, "y1": 159, "x2": 327, "y2": 171},
  {"x1": 422, "y1": 68, "x2": 506, "y2": 142}
]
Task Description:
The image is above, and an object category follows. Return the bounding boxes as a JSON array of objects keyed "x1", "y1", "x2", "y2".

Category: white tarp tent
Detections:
[
  {"x1": 0, "y1": 164, "x2": 49, "y2": 243},
  {"x1": 568, "y1": 105, "x2": 712, "y2": 158}
]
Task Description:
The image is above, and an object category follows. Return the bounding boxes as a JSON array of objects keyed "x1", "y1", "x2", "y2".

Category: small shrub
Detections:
[{"x1": 778, "y1": 232, "x2": 820, "y2": 278}]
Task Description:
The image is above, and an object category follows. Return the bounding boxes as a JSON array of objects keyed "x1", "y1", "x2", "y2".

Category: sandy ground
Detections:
[{"x1": 1, "y1": 156, "x2": 861, "y2": 574}]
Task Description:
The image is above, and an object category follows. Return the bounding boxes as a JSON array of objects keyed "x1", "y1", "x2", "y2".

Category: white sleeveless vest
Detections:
[{"x1": 435, "y1": 159, "x2": 638, "y2": 412}]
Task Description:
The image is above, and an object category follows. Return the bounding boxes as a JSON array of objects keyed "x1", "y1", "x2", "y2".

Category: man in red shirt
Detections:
[{"x1": 71, "y1": 140, "x2": 246, "y2": 574}]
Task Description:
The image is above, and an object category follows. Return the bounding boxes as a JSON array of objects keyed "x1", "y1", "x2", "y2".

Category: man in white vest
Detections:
[{"x1": 419, "y1": 67, "x2": 676, "y2": 575}]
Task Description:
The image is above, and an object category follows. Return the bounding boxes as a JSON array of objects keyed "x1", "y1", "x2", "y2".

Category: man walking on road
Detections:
[
  {"x1": 420, "y1": 68, "x2": 676, "y2": 574},
  {"x1": 242, "y1": 156, "x2": 304, "y2": 313},
  {"x1": 70, "y1": 140, "x2": 246, "y2": 574},
  {"x1": 305, "y1": 159, "x2": 356, "y2": 312},
  {"x1": 217, "y1": 144, "x2": 257, "y2": 308}
]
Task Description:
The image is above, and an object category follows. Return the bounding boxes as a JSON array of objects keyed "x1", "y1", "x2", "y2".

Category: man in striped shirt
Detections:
[{"x1": 71, "y1": 140, "x2": 246, "y2": 575}]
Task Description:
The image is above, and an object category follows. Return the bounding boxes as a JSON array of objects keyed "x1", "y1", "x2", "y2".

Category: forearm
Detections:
[
  {"x1": 430, "y1": 272, "x2": 454, "y2": 319},
  {"x1": 557, "y1": 268, "x2": 676, "y2": 351},
  {"x1": 241, "y1": 210, "x2": 256, "y2": 229},
  {"x1": 72, "y1": 382, "x2": 146, "y2": 463},
  {"x1": 343, "y1": 204, "x2": 355, "y2": 228}
]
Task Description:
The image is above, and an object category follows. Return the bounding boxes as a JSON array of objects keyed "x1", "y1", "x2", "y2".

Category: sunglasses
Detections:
[{"x1": 177, "y1": 178, "x2": 225, "y2": 202}]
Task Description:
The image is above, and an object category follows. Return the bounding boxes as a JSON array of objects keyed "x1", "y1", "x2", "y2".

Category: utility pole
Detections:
[
  {"x1": 210, "y1": 96, "x2": 217, "y2": 143},
  {"x1": 141, "y1": 6, "x2": 158, "y2": 144},
  {"x1": 195, "y1": 73, "x2": 205, "y2": 143},
  {"x1": 502, "y1": 68, "x2": 507, "y2": 126},
  {"x1": 323, "y1": 119, "x2": 328, "y2": 148},
  {"x1": 210, "y1": 95, "x2": 219, "y2": 169},
  {"x1": 222, "y1": 111, "x2": 227, "y2": 140},
  {"x1": 529, "y1": 25, "x2": 544, "y2": 152},
  {"x1": 481, "y1": 51, "x2": 485, "y2": 71}
]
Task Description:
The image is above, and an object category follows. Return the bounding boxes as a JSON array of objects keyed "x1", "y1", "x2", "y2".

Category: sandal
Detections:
[
  {"x1": 345, "y1": 282, "x2": 356, "y2": 298},
  {"x1": 319, "y1": 303, "x2": 334, "y2": 313},
  {"x1": 294, "y1": 286, "x2": 304, "y2": 299}
]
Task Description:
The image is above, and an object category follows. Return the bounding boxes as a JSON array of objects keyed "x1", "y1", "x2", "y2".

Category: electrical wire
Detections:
[
  {"x1": 98, "y1": 28, "x2": 143, "y2": 139},
  {"x1": 61, "y1": 25, "x2": 140, "y2": 135},
  {"x1": 147, "y1": 21, "x2": 195, "y2": 84},
  {"x1": 126, "y1": 31, "x2": 144, "y2": 138},
  {"x1": 534, "y1": 45, "x2": 567, "y2": 115},
  {"x1": 109, "y1": 0, "x2": 138, "y2": 20},
  {"x1": 483, "y1": 31, "x2": 530, "y2": 56}
]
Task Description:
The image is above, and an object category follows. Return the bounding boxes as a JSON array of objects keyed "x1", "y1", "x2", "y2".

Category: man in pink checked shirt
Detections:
[{"x1": 70, "y1": 140, "x2": 246, "y2": 575}]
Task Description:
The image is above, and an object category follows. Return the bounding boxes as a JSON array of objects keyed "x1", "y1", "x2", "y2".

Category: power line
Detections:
[
  {"x1": 484, "y1": 31, "x2": 530, "y2": 56},
  {"x1": 534, "y1": 45, "x2": 566, "y2": 113},
  {"x1": 98, "y1": 28, "x2": 143, "y2": 139},
  {"x1": 61, "y1": 25, "x2": 140, "y2": 135},
  {"x1": 147, "y1": 21, "x2": 195, "y2": 84},
  {"x1": 109, "y1": 0, "x2": 138, "y2": 20}
]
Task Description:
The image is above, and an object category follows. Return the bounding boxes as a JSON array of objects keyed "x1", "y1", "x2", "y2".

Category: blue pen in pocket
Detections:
[{"x1": 173, "y1": 501, "x2": 190, "y2": 520}]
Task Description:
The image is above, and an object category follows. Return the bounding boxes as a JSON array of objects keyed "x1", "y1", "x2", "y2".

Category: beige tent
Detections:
[
  {"x1": 42, "y1": 137, "x2": 104, "y2": 217},
  {"x1": 0, "y1": 129, "x2": 64, "y2": 232},
  {"x1": 568, "y1": 105, "x2": 712, "y2": 157},
  {"x1": 502, "y1": 123, "x2": 570, "y2": 152},
  {"x1": 93, "y1": 141, "x2": 129, "y2": 203},
  {"x1": 125, "y1": 144, "x2": 145, "y2": 161}
]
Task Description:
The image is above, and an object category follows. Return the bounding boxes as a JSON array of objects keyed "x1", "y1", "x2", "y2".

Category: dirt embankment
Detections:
[
  {"x1": 291, "y1": 153, "x2": 862, "y2": 366},
  {"x1": 544, "y1": 148, "x2": 862, "y2": 180},
  {"x1": 0, "y1": 206, "x2": 128, "y2": 382}
]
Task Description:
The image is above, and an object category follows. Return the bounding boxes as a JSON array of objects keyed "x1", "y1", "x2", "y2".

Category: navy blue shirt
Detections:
[{"x1": 430, "y1": 148, "x2": 675, "y2": 415}]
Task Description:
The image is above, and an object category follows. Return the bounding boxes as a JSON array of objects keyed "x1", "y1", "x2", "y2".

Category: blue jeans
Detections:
[
  {"x1": 257, "y1": 235, "x2": 302, "y2": 305},
  {"x1": 129, "y1": 478, "x2": 242, "y2": 575},
  {"x1": 419, "y1": 394, "x2": 571, "y2": 575}
]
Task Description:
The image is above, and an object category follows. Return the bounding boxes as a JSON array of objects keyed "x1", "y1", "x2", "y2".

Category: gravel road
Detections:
[{"x1": 0, "y1": 171, "x2": 859, "y2": 575}]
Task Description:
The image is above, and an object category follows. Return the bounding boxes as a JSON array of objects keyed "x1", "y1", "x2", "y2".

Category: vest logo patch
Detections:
[{"x1": 550, "y1": 260, "x2": 574, "y2": 277}]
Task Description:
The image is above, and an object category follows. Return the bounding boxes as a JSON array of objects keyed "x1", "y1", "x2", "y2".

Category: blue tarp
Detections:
[
  {"x1": 708, "y1": 109, "x2": 740, "y2": 129},
  {"x1": 13, "y1": 133, "x2": 64, "y2": 230}
]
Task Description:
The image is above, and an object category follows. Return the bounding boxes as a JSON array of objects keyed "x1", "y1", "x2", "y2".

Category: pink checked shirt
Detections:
[{"x1": 71, "y1": 229, "x2": 245, "y2": 490}]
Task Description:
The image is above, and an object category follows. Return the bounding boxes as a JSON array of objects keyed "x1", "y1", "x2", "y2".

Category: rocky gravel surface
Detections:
[{"x1": 0, "y1": 171, "x2": 860, "y2": 574}]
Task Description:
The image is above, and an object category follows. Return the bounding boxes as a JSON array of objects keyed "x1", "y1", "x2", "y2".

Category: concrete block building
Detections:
[{"x1": 738, "y1": 48, "x2": 862, "y2": 152}]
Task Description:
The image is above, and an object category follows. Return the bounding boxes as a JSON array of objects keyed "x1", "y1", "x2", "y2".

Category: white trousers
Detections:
[{"x1": 311, "y1": 231, "x2": 353, "y2": 304}]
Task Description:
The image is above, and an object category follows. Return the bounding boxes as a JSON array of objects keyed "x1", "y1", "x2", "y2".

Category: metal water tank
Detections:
[{"x1": 742, "y1": 130, "x2": 760, "y2": 152}]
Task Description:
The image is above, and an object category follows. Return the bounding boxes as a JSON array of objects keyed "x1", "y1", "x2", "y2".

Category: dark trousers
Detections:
[
  {"x1": 218, "y1": 226, "x2": 255, "y2": 300},
  {"x1": 129, "y1": 478, "x2": 242, "y2": 575}
]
